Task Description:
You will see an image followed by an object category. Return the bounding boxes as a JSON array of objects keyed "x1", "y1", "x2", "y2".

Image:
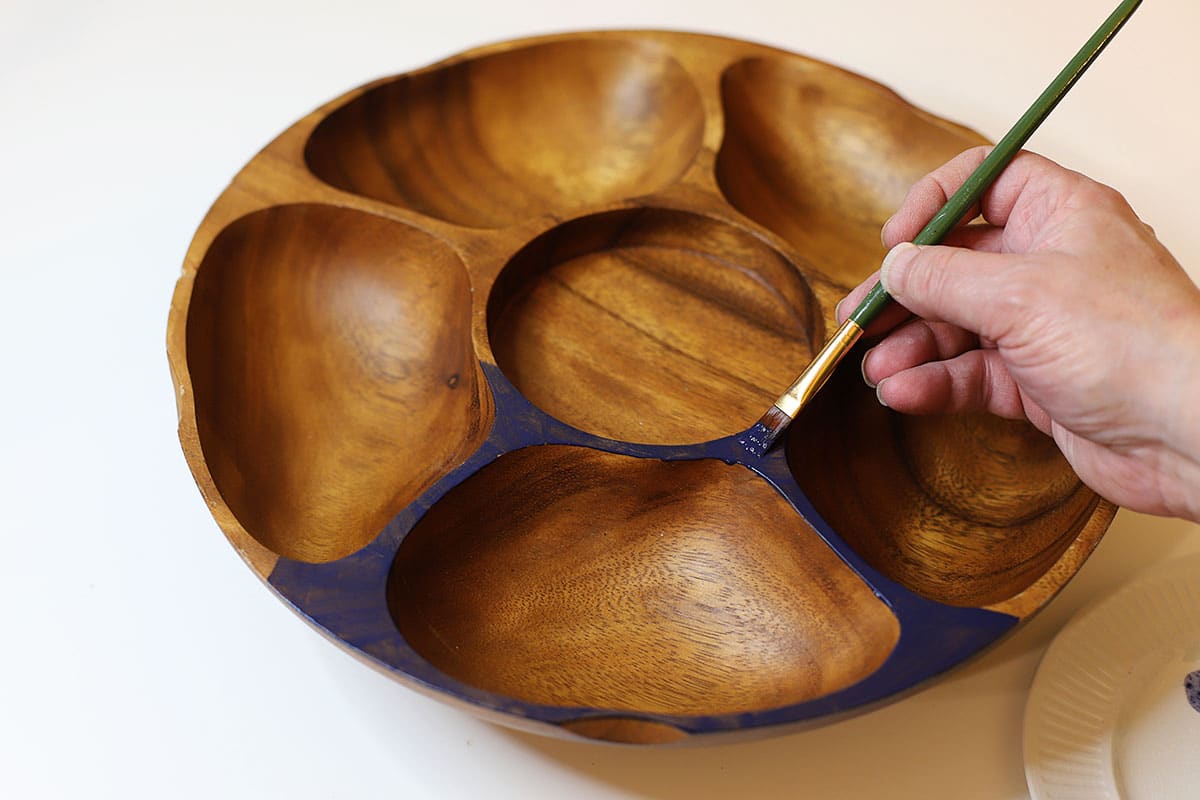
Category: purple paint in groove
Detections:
[{"x1": 1185, "y1": 670, "x2": 1200, "y2": 714}]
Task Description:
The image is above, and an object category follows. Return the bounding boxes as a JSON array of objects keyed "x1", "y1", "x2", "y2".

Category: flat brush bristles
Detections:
[
  {"x1": 739, "y1": 406, "x2": 791, "y2": 457},
  {"x1": 742, "y1": 318, "x2": 864, "y2": 457}
]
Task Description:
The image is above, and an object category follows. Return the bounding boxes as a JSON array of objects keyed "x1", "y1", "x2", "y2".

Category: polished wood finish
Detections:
[
  {"x1": 186, "y1": 204, "x2": 490, "y2": 562},
  {"x1": 487, "y1": 208, "x2": 819, "y2": 443},
  {"x1": 389, "y1": 446, "x2": 899, "y2": 716},
  {"x1": 304, "y1": 39, "x2": 705, "y2": 229},
  {"x1": 788, "y1": 353, "x2": 1104, "y2": 608},
  {"x1": 717, "y1": 57, "x2": 988, "y2": 286},
  {"x1": 166, "y1": 30, "x2": 1116, "y2": 742}
]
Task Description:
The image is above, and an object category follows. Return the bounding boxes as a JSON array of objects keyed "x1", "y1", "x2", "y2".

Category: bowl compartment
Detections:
[
  {"x1": 716, "y1": 57, "x2": 987, "y2": 286},
  {"x1": 786, "y1": 358, "x2": 1099, "y2": 607},
  {"x1": 186, "y1": 204, "x2": 489, "y2": 563},
  {"x1": 304, "y1": 39, "x2": 705, "y2": 228},
  {"x1": 486, "y1": 208, "x2": 819, "y2": 444},
  {"x1": 388, "y1": 445, "x2": 900, "y2": 717}
]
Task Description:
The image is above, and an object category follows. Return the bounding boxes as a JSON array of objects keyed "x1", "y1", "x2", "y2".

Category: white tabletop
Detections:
[{"x1": 3, "y1": 1, "x2": 1198, "y2": 797}]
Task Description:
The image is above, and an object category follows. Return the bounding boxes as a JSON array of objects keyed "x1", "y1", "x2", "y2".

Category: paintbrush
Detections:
[{"x1": 740, "y1": 0, "x2": 1143, "y2": 458}]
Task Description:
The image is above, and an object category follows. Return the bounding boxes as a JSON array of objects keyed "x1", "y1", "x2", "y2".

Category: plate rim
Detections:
[{"x1": 1023, "y1": 552, "x2": 1200, "y2": 799}]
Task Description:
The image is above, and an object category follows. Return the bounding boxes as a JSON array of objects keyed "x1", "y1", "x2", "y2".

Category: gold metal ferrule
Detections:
[{"x1": 773, "y1": 318, "x2": 864, "y2": 418}]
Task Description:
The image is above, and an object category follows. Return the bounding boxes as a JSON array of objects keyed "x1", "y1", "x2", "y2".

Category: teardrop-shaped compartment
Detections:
[
  {"x1": 786, "y1": 358, "x2": 1100, "y2": 607},
  {"x1": 486, "y1": 208, "x2": 819, "y2": 444},
  {"x1": 186, "y1": 204, "x2": 489, "y2": 563},
  {"x1": 304, "y1": 40, "x2": 705, "y2": 228},
  {"x1": 716, "y1": 57, "x2": 986, "y2": 286},
  {"x1": 388, "y1": 446, "x2": 899, "y2": 717}
]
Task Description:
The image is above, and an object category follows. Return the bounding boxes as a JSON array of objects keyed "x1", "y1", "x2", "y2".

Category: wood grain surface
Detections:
[
  {"x1": 717, "y1": 56, "x2": 988, "y2": 287},
  {"x1": 186, "y1": 204, "x2": 489, "y2": 562},
  {"x1": 487, "y1": 208, "x2": 819, "y2": 443},
  {"x1": 304, "y1": 39, "x2": 705, "y2": 228},
  {"x1": 389, "y1": 446, "x2": 899, "y2": 716},
  {"x1": 788, "y1": 349, "x2": 1105, "y2": 607},
  {"x1": 166, "y1": 30, "x2": 1116, "y2": 738}
]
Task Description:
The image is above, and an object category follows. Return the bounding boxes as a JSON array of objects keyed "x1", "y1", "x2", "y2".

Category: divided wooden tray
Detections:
[{"x1": 167, "y1": 31, "x2": 1114, "y2": 744}]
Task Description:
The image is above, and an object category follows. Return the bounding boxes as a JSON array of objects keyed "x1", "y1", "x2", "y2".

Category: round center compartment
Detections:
[
  {"x1": 486, "y1": 209, "x2": 819, "y2": 444},
  {"x1": 388, "y1": 446, "x2": 899, "y2": 717}
]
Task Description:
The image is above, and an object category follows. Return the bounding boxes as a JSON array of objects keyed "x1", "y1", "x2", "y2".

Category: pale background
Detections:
[{"x1": 3, "y1": 0, "x2": 1198, "y2": 797}]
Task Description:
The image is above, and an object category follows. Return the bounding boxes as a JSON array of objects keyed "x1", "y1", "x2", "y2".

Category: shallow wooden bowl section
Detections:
[
  {"x1": 168, "y1": 31, "x2": 1115, "y2": 744},
  {"x1": 390, "y1": 446, "x2": 899, "y2": 718}
]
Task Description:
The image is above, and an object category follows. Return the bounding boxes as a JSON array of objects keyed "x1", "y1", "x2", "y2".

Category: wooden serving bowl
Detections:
[{"x1": 167, "y1": 31, "x2": 1114, "y2": 744}]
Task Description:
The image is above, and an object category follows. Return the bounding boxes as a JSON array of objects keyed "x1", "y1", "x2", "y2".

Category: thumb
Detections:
[{"x1": 879, "y1": 241, "x2": 1026, "y2": 342}]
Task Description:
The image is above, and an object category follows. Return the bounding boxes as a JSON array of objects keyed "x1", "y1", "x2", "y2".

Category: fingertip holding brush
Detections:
[{"x1": 740, "y1": 0, "x2": 1143, "y2": 458}]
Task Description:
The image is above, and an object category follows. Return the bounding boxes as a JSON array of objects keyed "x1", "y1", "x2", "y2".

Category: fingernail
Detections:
[
  {"x1": 879, "y1": 242, "x2": 918, "y2": 295},
  {"x1": 860, "y1": 348, "x2": 877, "y2": 388},
  {"x1": 875, "y1": 378, "x2": 890, "y2": 408},
  {"x1": 880, "y1": 215, "x2": 895, "y2": 247},
  {"x1": 835, "y1": 298, "x2": 846, "y2": 322}
]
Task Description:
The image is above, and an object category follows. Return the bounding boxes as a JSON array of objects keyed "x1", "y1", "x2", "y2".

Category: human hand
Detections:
[{"x1": 838, "y1": 147, "x2": 1200, "y2": 521}]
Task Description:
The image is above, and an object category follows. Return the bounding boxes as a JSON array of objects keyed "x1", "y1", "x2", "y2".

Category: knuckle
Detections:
[
  {"x1": 901, "y1": 174, "x2": 944, "y2": 216},
  {"x1": 1088, "y1": 182, "x2": 1132, "y2": 212},
  {"x1": 1070, "y1": 177, "x2": 1133, "y2": 218}
]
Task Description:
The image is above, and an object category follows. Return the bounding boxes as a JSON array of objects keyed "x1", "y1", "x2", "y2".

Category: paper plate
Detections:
[{"x1": 1024, "y1": 554, "x2": 1200, "y2": 799}]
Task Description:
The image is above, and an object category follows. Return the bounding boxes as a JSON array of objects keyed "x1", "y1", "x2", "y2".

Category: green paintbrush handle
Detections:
[{"x1": 849, "y1": 0, "x2": 1143, "y2": 328}]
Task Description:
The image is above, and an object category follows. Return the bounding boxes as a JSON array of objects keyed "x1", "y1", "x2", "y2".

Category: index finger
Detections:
[{"x1": 882, "y1": 148, "x2": 1081, "y2": 249}]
